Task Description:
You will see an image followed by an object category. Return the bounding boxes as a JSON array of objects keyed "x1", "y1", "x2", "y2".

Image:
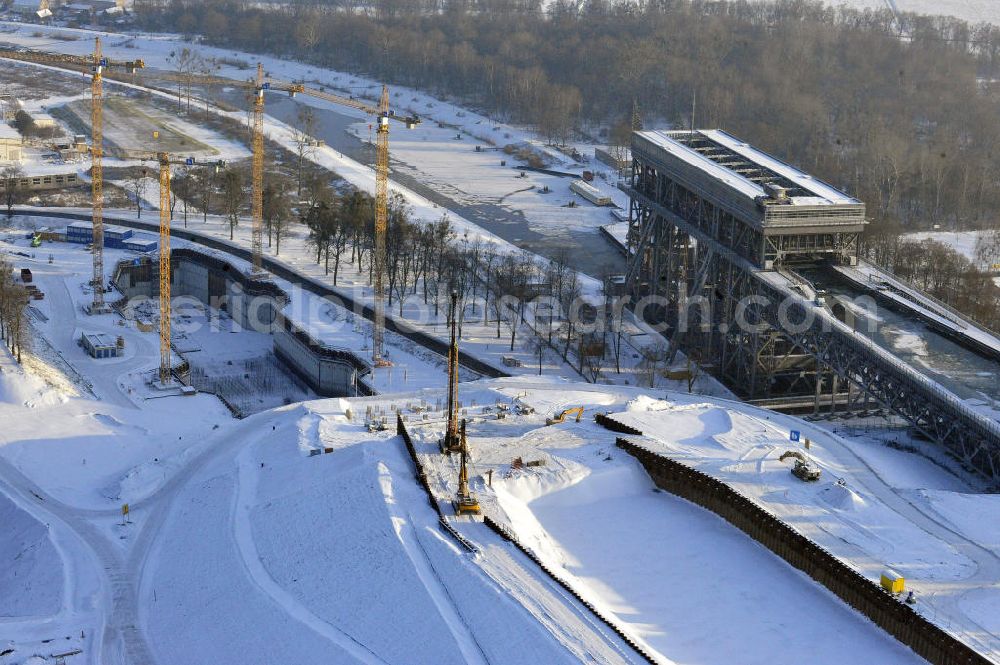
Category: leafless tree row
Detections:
[
  {"x1": 0, "y1": 256, "x2": 30, "y2": 363},
  {"x1": 139, "y1": 0, "x2": 1000, "y2": 234},
  {"x1": 864, "y1": 234, "x2": 1000, "y2": 331}
]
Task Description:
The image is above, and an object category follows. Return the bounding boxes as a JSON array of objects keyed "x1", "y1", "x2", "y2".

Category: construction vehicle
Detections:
[
  {"x1": 439, "y1": 291, "x2": 462, "y2": 454},
  {"x1": 779, "y1": 450, "x2": 821, "y2": 481},
  {"x1": 0, "y1": 38, "x2": 144, "y2": 314},
  {"x1": 792, "y1": 459, "x2": 821, "y2": 481},
  {"x1": 453, "y1": 420, "x2": 481, "y2": 515},
  {"x1": 546, "y1": 407, "x2": 584, "y2": 426},
  {"x1": 30, "y1": 234, "x2": 42, "y2": 248}
]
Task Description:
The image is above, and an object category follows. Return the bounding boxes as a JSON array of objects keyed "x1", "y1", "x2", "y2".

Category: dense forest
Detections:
[{"x1": 135, "y1": 0, "x2": 1000, "y2": 237}]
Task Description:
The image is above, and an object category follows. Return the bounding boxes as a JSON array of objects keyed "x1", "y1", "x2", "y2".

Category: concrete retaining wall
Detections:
[
  {"x1": 20, "y1": 208, "x2": 506, "y2": 379},
  {"x1": 112, "y1": 249, "x2": 369, "y2": 398}
]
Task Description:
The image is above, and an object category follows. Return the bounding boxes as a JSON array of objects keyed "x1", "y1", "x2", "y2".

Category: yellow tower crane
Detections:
[
  {"x1": 250, "y1": 78, "x2": 417, "y2": 365},
  {"x1": 125, "y1": 150, "x2": 198, "y2": 384},
  {"x1": 138, "y1": 68, "x2": 418, "y2": 365},
  {"x1": 157, "y1": 152, "x2": 173, "y2": 384},
  {"x1": 0, "y1": 38, "x2": 144, "y2": 313},
  {"x1": 372, "y1": 86, "x2": 391, "y2": 366}
]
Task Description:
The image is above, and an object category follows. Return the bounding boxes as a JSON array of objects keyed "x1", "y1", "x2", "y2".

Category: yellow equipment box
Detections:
[{"x1": 881, "y1": 569, "x2": 905, "y2": 594}]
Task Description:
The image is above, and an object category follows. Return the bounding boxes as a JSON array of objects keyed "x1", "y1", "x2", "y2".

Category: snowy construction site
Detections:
[{"x1": 1, "y1": 16, "x2": 1000, "y2": 665}]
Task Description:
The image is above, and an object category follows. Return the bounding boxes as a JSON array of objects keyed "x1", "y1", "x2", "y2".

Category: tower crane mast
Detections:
[
  {"x1": 157, "y1": 152, "x2": 172, "y2": 384},
  {"x1": 251, "y1": 64, "x2": 266, "y2": 275},
  {"x1": 0, "y1": 38, "x2": 144, "y2": 313},
  {"x1": 140, "y1": 68, "x2": 418, "y2": 365},
  {"x1": 373, "y1": 86, "x2": 390, "y2": 365},
  {"x1": 124, "y1": 149, "x2": 197, "y2": 384}
]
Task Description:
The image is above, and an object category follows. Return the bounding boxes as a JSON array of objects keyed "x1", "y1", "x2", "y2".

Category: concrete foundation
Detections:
[{"x1": 113, "y1": 249, "x2": 371, "y2": 398}]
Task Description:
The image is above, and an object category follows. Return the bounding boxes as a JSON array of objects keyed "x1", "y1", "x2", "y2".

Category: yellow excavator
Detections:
[
  {"x1": 546, "y1": 407, "x2": 584, "y2": 426},
  {"x1": 780, "y1": 450, "x2": 821, "y2": 481}
]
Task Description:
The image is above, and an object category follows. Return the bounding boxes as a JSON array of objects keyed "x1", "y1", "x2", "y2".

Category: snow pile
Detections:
[
  {"x1": 620, "y1": 406, "x2": 977, "y2": 582},
  {"x1": 0, "y1": 491, "x2": 63, "y2": 618},
  {"x1": 251, "y1": 443, "x2": 471, "y2": 665},
  {"x1": 819, "y1": 481, "x2": 868, "y2": 512},
  {"x1": 143, "y1": 401, "x2": 585, "y2": 665},
  {"x1": 624, "y1": 394, "x2": 670, "y2": 413},
  {"x1": 100, "y1": 457, "x2": 168, "y2": 503}
]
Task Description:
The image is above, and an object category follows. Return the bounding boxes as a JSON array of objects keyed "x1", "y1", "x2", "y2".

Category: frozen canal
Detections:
[
  {"x1": 217, "y1": 89, "x2": 625, "y2": 279},
  {"x1": 812, "y1": 269, "x2": 1000, "y2": 422}
]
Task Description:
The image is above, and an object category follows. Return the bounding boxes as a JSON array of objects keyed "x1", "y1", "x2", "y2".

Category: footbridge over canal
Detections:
[{"x1": 622, "y1": 129, "x2": 1000, "y2": 481}]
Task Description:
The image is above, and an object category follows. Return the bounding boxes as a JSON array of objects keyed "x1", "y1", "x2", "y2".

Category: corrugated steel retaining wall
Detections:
[
  {"x1": 616, "y1": 436, "x2": 990, "y2": 665},
  {"x1": 396, "y1": 415, "x2": 478, "y2": 553}
]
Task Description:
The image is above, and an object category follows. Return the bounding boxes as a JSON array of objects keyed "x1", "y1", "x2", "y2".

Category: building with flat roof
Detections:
[
  {"x1": 629, "y1": 129, "x2": 866, "y2": 268},
  {"x1": 80, "y1": 332, "x2": 122, "y2": 359}
]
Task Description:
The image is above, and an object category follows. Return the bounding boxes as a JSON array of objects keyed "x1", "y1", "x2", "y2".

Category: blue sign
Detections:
[
  {"x1": 790, "y1": 430, "x2": 801, "y2": 442},
  {"x1": 185, "y1": 157, "x2": 195, "y2": 166},
  {"x1": 261, "y1": 82, "x2": 271, "y2": 90},
  {"x1": 133, "y1": 258, "x2": 141, "y2": 266}
]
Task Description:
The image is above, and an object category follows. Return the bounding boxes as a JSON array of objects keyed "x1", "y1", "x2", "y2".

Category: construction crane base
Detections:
[{"x1": 85, "y1": 303, "x2": 114, "y2": 316}]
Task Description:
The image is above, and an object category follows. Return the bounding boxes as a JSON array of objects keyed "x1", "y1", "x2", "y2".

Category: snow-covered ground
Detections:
[
  {"x1": 402, "y1": 378, "x2": 999, "y2": 663},
  {"x1": 0, "y1": 231, "x2": 234, "y2": 510},
  {"x1": 905, "y1": 230, "x2": 985, "y2": 261},
  {"x1": 1, "y1": 19, "x2": 999, "y2": 665},
  {"x1": 3, "y1": 221, "x2": 999, "y2": 663},
  {"x1": 903, "y1": 230, "x2": 1000, "y2": 288}
]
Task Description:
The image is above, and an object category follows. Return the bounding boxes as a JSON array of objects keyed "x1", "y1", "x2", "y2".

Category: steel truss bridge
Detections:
[{"x1": 622, "y1": 130, "x2": 1000, "y2": 481}]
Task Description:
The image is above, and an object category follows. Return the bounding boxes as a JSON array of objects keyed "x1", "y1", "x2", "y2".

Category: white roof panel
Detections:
[
  {"x1": 699, "y1": 129, "x2": 859, "y2": 205},
  {"x1": 635, "y1": 129, "x2": 860, "y2": 207},
  {"x1": 636, "y1": 130, "x2": 764, "y2": 200}
]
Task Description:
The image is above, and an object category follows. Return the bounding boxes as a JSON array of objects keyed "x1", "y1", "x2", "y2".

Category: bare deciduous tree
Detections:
[{"x1": 221, "y1": 168, "x2": 244, "y2": 240}]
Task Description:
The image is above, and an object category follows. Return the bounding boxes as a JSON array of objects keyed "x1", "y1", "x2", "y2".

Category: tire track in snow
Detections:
[
  {"x1": 0, "y1": 454, "x2": 155, "y2": 665},
  {"x1": 375, "y1": 452, "x2": 490, "y2": 665},
  {"x1": 233, "y1": 442, "x2": 389, "y2": 665}
]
